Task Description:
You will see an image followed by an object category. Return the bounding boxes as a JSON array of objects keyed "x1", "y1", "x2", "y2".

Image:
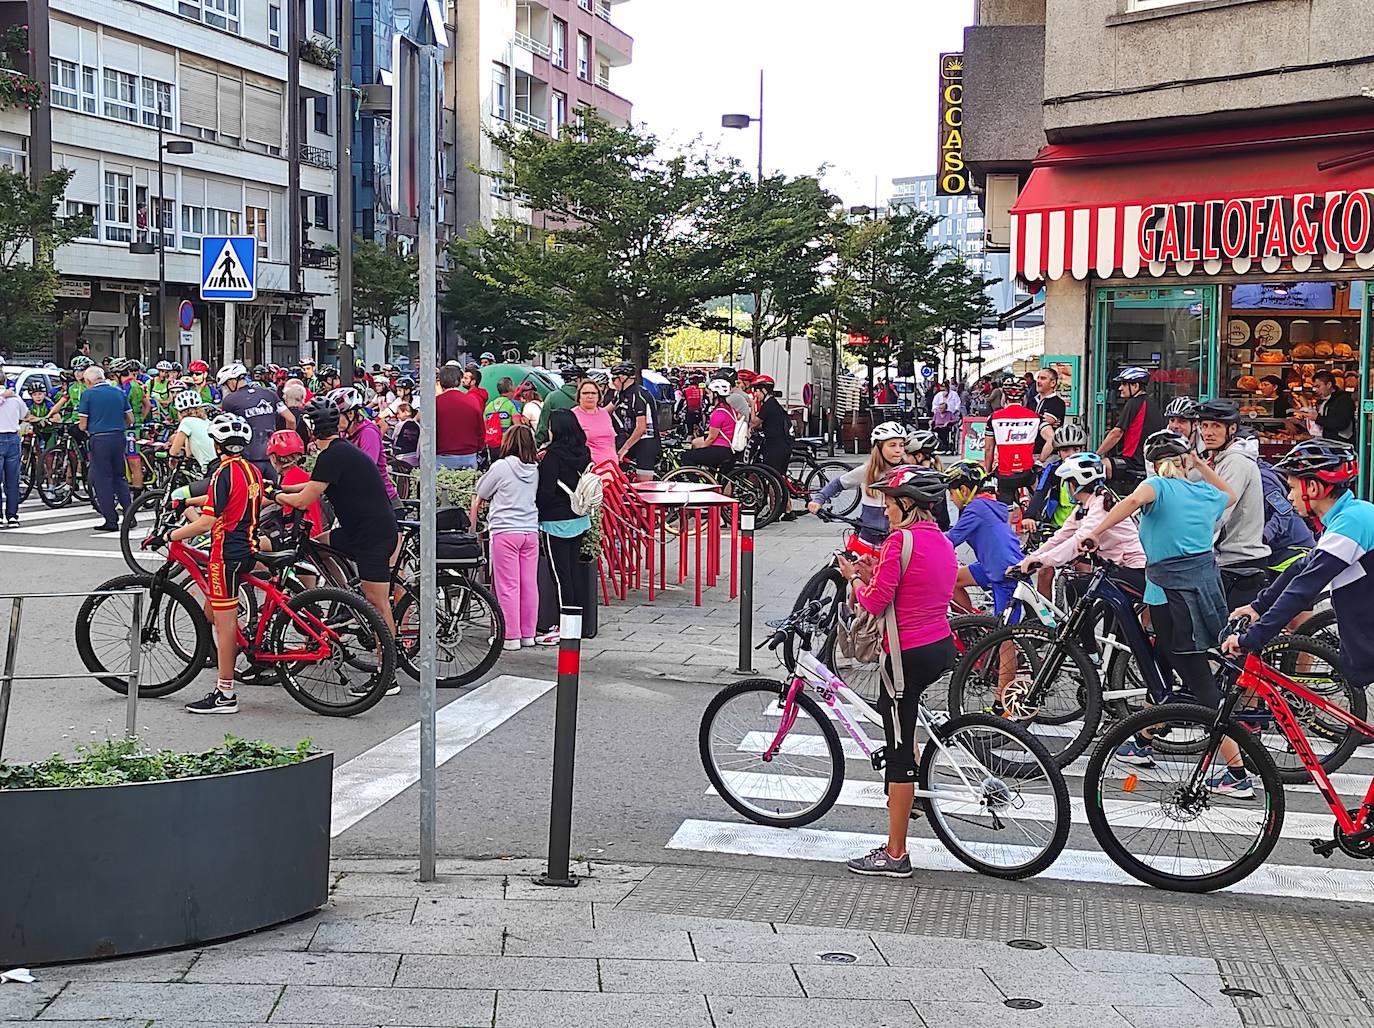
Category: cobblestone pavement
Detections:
[{"x1": 12, "y1": 857, "x2": 1373, "y2": 1028}]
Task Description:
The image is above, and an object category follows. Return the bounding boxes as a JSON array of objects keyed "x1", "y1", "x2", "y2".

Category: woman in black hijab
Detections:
[{"x1": 534, "y1": 408, "x2": 594, "y2": 644}]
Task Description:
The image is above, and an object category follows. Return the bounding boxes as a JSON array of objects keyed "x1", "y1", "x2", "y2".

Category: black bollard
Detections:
[
  {"x1": 736, "y1": 505, "x2": 757, "y2": 675},
  {"x1": 536, "y1": 605, "x2": 583, "y2": 888}
]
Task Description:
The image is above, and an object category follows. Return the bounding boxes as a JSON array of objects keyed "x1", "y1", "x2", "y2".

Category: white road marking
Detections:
[
  {"x1": 666, "y1": 818, "x2": 1374, "y2": 904},
  {"x1": 9, "y1": 505, "x2": 105, "y2": 525},
  {"x1": 329, "y1": 674, "x2": 553, "y2": 837},
  {"x1": 8, "y1": 516, "x2": 112, "y2": 535},
  {"x1": 0, "y1": 543, "x2": 126, "y2": 560}
]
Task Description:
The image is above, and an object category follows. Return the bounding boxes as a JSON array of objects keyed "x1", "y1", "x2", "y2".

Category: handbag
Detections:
[{"x1": 835, "y1": 530, "x2": 913, "y2": 699}]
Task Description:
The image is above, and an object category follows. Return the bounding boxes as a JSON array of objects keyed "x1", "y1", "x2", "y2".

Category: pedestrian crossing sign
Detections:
[{"x1": 200, "y1": 236, "x2": 257, "y2": 301}]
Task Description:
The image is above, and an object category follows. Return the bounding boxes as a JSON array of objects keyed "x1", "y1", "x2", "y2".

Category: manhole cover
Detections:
[
  {"x1": 1004, "y1": 998, "x2": 1044, "y2": 1010},
  {"x1": 1221, "y1": 987, "x2": 1263, "y2": 999},
  {"x1": 818, "y1": 951, "x2": 857, "y2": 964},
  {"x1": 1006, "y1": 938, "x2": 1046, "y2": 951}
]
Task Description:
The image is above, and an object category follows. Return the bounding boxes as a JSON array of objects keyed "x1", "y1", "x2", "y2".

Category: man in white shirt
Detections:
[{"x1": 0, "y1": 384, "x2": 26, "y2": 526}]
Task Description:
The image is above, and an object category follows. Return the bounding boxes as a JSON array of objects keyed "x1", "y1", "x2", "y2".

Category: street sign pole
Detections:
[
  {"x1": 223, "y1": 302, "x2": 235, "y2": 367},
  {"x1": 416, "y1": 44, "x2": 439, "y2": 884}
]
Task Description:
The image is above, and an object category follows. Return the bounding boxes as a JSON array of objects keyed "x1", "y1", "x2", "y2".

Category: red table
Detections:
[{"x1": 632, "y1": 488, "x2": 739, "y2": 605}]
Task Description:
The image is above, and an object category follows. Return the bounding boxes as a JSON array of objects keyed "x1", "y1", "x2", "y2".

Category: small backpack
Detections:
[
  {"x1": 728, "y1": 406, "x2": 750, "y2": 452},
  {"x1": 559, "y1": 463, "x2": 604, "y2": 516},
  {"x1": 836, "y1": 531, "x2": 914, "y2": 680},
  {"x1": 483, "y1": 409, "x2": 504, "y2": 449}
]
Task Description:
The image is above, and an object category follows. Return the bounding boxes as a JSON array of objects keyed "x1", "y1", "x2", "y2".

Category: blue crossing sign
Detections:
[{"x1": 200, "y1": 236, "x2": 257, "y2": 301}]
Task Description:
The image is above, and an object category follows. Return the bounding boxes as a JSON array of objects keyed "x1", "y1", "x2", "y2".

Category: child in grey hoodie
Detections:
[{"x1": 471, "y1": 425, "x2": 541, "y2": 649}]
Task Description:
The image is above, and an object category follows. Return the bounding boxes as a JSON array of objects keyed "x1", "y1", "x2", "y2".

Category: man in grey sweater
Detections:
[{"x1": 1198, "y1": 399, "x2": 1270, "y2": 608}]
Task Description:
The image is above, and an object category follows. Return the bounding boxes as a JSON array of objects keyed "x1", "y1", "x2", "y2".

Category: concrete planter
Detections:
[{"x1": 0, "y1": 752, "x2": 332, "y2": 966}]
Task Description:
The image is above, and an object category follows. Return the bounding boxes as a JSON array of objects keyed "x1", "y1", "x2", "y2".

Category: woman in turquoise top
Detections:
[{"x1": 1081, "y1": 429, "x2": 1250, "y2": 794}]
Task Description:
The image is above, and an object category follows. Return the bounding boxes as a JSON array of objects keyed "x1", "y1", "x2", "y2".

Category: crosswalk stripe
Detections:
[
  {"x1": 10, "y1": 506, "x2": 103, "y2": 525},
  {"x1": 0, "y1": 543, "x2": 125, "y2": 560},
  {"x1": 8, "y1": 516, "x2": 113, "y2": 535},
  {"x1": 665, "y1": 818, "x2": 1374, "y2": 904}
]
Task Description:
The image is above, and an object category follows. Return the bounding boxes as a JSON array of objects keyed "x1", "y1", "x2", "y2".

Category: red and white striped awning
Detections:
[{"x1": 1010, "y1": 115, "x2": 1374, "y2": 283}]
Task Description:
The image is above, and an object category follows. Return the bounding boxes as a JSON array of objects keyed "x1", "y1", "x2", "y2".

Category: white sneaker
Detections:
[
  {"x1": 521, "y1": 637, "x2": 536, "y2": 648},
  {"x1": 385, "y1": 682, "x2": 401, "y2": 696},
  {"x1": 502, "y1": 639, "x2": 522, "y2": 651},
  {"x1": 536, "y1": 630, "x2": 560, "y2": 647}
]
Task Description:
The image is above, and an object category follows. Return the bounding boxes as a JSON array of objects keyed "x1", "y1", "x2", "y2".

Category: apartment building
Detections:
[{"x1": 1, "y1": 0, "x2": 338, "y2": 367}]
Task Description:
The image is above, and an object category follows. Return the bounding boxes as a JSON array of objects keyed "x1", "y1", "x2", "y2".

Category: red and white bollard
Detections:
[{"x1": 537, "y1": 606, "x2": 583, "y2": 888}]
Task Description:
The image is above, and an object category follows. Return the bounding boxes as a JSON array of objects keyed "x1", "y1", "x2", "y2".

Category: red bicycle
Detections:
[
  {"x1": 77, "y1": 538, "x2": 397, "y2": 717},
  {"x1": 1083, "y1": 623, "x2": 1358, "y2": 892}
]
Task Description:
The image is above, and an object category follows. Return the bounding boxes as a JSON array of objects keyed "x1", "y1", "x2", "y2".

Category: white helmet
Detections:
[
  {"x1": 871, "y1": 421, "x2": 907, "y2": 445},
  {"x1": 173, "y1": 388, "x2": 205, "y2": 412},
  {"x1": 207, "y1": 413, "x2": 252, "y2": 453},
  {"x1": 905, "y1": 428, "x2": 939, "y2": 455},
  {"x1": 326, "y1": 386, "x2": 366, "y2": 413},
  {"x1": 1055, "y1": 452, "x2": 1107, "y2": 489},
  {"x1": 707, "y1": 379, "x2": 731, "y2": 397},
  {"x1": 155, "y1": 360, "x2": 174, "y2": 372},
  {"x1": 216, "y1": 362, "x2": 248, "y2": 386}
]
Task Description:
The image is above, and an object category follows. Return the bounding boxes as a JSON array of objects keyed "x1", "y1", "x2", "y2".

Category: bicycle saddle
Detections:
[{"x1": 256, "y1": 550, "x2": 300, "y2": 570}]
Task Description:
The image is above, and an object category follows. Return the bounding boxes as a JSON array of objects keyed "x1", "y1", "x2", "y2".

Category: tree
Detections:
[
  {"x1": 0, "y1": 167, "x2": 91, "y2": 355},
  {"x1": 442, "y1": 227, "x2": 550, "y2": 360},
  {"x1": 484, "y1": 111, "x2": 737, "y2": 370},
  {"x1": 350, "y1": 236, "x2": 418, "y2": 358},
  {"x1": 653, "y1": 325, "x2": 731, "y2": 367}
]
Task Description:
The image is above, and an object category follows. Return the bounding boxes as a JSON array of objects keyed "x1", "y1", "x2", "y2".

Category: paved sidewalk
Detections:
[{"x1": 4, "y1": 858, "x2": 1361, "y2": 1028}]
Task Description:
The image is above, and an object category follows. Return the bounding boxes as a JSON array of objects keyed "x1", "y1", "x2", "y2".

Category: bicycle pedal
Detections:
[{"x1": 1310, "y1": 838, "x2": 1338, "y2": 858}]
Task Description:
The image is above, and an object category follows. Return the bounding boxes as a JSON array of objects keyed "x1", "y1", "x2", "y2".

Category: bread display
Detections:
[{"x1": 1291, "y1": 343, "x2": 1315, "y2": 359}]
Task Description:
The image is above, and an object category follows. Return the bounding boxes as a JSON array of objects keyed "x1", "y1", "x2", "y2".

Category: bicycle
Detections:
[
  {"x1": 76, "y1": 536, "x2": 398, "y2": 716},
  {"x1": 1082, "y1": 619, "x2": 1366, "y2": 893},
  {"x1": 658, "y1": 436, "x2": 786, "y2": 529},
  {"x1": 698, "y1": 600, "x2": 1071, "y2": 879},
  {"x1": 37, "y1": 423, "x2": 88, "y2": 508}
]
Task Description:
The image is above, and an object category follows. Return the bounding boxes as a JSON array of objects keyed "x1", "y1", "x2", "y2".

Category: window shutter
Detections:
[
  {"x1": 179, "y1": 64, "x2": 217, "y2": 131},
  {"x1": 206, "y1": 176, "x2": 240, "y2": 211},
  {"x1": 244, "y1": 84, "x2": 282, "y2": 147},
  {"x1": 218, "y1": 76, "x2": 242, "y2": 139}
]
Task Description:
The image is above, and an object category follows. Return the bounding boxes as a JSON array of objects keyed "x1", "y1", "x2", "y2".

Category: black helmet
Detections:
[
  {"x1": 874, "y1": 467, "x2": 947, "y2": 509},
  {"x1": 1143, "y1": 429, "x2": 1193, "y2": 465},
  {"x1": 305, "y1": 397, "x2": 341, "y2": 438},
  {"x1": 1197, "y1": 397, "x2": 1240, "y2": 425},
  {"x1": 288, "y1": 365, "x2": 304, "y2": 379},
  {"x1": 713, "y1": 367, "x2": 738, "y2": 386},
  {"x1": 558, "y1": 365, "x2": 586, "y2": 381},
  {"x1": 610, "y1": 362, "x2": 635, "y2": 378},
  {"x1": 1163, "y1": 396, "x2": 1201, "y2": 421},
  {"x1": 396, "y1": 376, "x2": 415, "y2": 390},
  {"x1": 172, "y1": 362, "x2": 183, "y2": 373},
  {"x1": 1274, "y1": 439, "x2": 1359, "y2": 487}
]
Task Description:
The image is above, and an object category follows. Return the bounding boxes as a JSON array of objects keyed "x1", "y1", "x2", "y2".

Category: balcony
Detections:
[
  {"x1": 299, "y1": 36, "x2": 339, "y2": 70},
  {"x1": 299, "y1": 143, "x2": 335, "y2": 170},
  {"x1": 596, "y1": 69, "x2": 610, "y2": 89},
  {"x1": 512, "y1": 108, "x2": 548, "y2": 133},
  {"x1": 514, "y1": 31, "x2": 551, "y2": 59},
  {"x1": 302, "y1": 246, "x2": 338, "y2": 270},
  {"x1": 594, "y1": 0, "x2": 611, "y2": 18}
]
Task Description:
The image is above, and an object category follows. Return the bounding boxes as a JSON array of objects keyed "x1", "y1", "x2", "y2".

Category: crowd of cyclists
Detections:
[{"x1": 811, "y1": 366, "x2": 1374, "y2": 877}]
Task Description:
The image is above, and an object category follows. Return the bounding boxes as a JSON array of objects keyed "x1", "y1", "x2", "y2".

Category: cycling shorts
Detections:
[
  {"x1": 995, "y1": 470, "x2": 1034, "y2": 506},
  {"x1": 625, "y1": 437, "x2": 660, "y2": 473},
  {"x1": 876, "y1": 637, "x2": 957, "y2": 783},
  {"x1": 330, "y1": 525, "x2": 396, "y2": 584},
  {"x1": 969, "y1": 562, "x2": 1017, "y2": 616},
  {"x1": 206, "y1": 556, "x2": 254, "y2": 612}
]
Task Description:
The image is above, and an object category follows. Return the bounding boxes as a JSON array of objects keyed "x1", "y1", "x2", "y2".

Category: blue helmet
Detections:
[{"x1": 1114, "y1": 366, "x2": 1150, "y2": 383}]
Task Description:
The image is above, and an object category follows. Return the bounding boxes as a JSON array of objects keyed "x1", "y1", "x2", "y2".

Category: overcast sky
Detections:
[{"x1": 614, "y1": 0, "x2": 976, "y2": 207}]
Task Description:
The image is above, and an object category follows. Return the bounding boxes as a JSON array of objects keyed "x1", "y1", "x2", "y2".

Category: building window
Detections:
[
  {"x1": 104, "y1": 172, "x2": 132, "y2": 242},
  {"x1": 577, "y1": 0, "x2": 590, "y2": 9},
  {"x1": 67, "y1": 201, "x2": 98, "y2": 239},
  {"x1": 180, "y1": 0, "x2": 239, "y2": 33},
  {"x1": 102, "y1": 69, "x2": 138, "y2": 123},
  {"x1": 181, "y1": 205, "x2": 204, "y2": 250},
  {"x1": 80, "y1": 66, "x2": 97, "y2": 113},
  {"x1": 151, "y1": 197, "x2": 175, "y2": 248},
  {"x1": 50, "y1": 59, "x2": 79, "y2": 110},
  {"x1": 313, "y1": 194, "x2": 331, "y2": 228},
  {"x1": 492, "y1": 63, "x2": 508, "y2": 120},
  {"x1": 245, "y1": 205, "x2": 269, "y2": 258},
  {"x1": 596, "y1": 60, "x2": 609, "y2": 88},
  {"x1": 268, "y1": 1, "x2": 282, "y2": 47},
  {"x1": 551, "y1": 18, "x2": 567, "y2": 68},
  {"x1": 576, "y1": 33, "x2": 589, "y2": 80},
  {"x1": 552, "y1": 90, "x2": 566, "y2": 138},
  {"x1": 312, "y1": 0, "x2": 328, "y2": 34},
  {"x1": 141, "y1": 79, "x2": 174, "y2": 128},
  {"x1": 313, "y1": 96, "x2": 330, "y2": 134},
  {"x1": 207, "y1": 207, "x2": 240, "y2": 235}
]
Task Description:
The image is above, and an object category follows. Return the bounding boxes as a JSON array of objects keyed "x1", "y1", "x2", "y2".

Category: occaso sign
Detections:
[{"x1": 937, "y1": 52, "x2": 970, "y2": 197}]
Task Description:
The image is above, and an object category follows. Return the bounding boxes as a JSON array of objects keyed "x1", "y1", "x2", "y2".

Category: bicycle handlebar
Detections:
[{"x1": 813, "y1": 507, "x2": 865, "y2": 530}]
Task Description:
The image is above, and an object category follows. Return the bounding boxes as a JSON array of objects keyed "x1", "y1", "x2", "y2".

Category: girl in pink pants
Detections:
[{"x1": 471, "y1": 425, "x2": 541, "y2": 650}]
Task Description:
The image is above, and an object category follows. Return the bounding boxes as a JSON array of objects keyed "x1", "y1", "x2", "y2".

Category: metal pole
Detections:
[
  {"x1": 829, "y1": 326, "x2": 839, "y2": 457},
  {"x1": 735, "y1": 507, "x2": 756, "y2": 674},
  {"x1": 0, "y1": 598, "x2": 23, "y2": 760},
  {"x1": 756, "y1": 69, "x2": 763, "y2": 182},
  {"x1": 223, "y1": 302, "x2": 236, "y2": 367},
  {"x1": 538, "y1": 605, "x2": 583, "y2": 888},
  {"x1": 416, "y1": 45, "x2": 439, "y2": 883},
  {"x1": 156, "y1": 104, "x2": 167, "y2": 366},
  {"x1": 124, "y1": 591, "x2": 143, "y2": 739},
  {"x1": 337, "y1": 0, "x2": 354, "y2": 384}
]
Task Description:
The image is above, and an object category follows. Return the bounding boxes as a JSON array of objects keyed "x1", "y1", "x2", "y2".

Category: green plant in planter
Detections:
[
  {"x1": 581, "y1": 506, "x2": 604, "y2": 560},
  {"x1": 0, "y1": 735, "x2": 314, "y2": 790},
  {"x1": 0, "y1": 71, "x2": 42, "y2": 112}
]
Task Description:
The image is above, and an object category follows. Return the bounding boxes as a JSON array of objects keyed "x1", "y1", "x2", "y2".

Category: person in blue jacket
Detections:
[
  {"x1": 945, "y1": 460, "x2": 1024, "y2": 615},
  {"x1": 1225, "y1": 439, "x2": 1374, "y2": 690}
]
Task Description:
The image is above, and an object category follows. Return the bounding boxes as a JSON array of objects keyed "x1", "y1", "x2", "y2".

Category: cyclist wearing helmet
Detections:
[
  {"x1": 262, "y1": 429, "x2": 323, "y2": 539},
  {"x1": 219, "y1": 362, "x2": 295, "y2": 479},
  {"x1": 150, "y1": 360, "x2": 176, "y2": 411},
  {"x1": 114, "y1": 359, "x2": 151, "y2": 492},
  {"x1": 77, "y1": 365, "x2": 134, "y2": 531},
  {"x1": 982, "y1": 392, "x2": 1043, "y2": 506},
  {"x1": 535, "y1": 365, "x2": 584, "y2": 447},
  {"x1": 1163, "y1": 395, "x2": 1201, "y2": 440},
  {"x1": 162, "y1": 413, "x2": 262, "y2": 715},
  {"x1": 187, "y1": 360, "x2": 218, "y2": 405},
  {"x1": 679, "y1": 379, "x2": 739, "y2": 471},
  {"x1": 22, "y1": 380, "x2": 58, "y2": 453},
  {"x1": 328, "y1": 386, "x2": 400, "y2": 512},
  {"x1": 903, "y1": 429, "x2": 948, "y2": 530},
  {"x1": 1024, "y1": 421, "x2": 1087, "y2": 538},
  {"x1": 479, "y1": 351, "x2": 496, "y2": 367},
  {"x1": 748, "y1": 373, "x2": 791, "y2": 478},
  {"x1": 1098, "y1": 367, "x2": 1162, "y2": 491},
  {"x1": 717, "y1": 370, "x2": 753, "y2": 431},
  {"x1": 299, "y1": 357, "x2": 318, "y2": 391},
  {"x1": 809, "y1": 421, "x2": 909, "y2": 549},
  {"x1": 168, "y1": 388, "x2": 217, "y2": 470},
  {"x1": 53, "y1": 356, "x2": 93, "y2": 425},
  {"x1": 1226, "y1": 441, "x2": 1374, "y2": 687},
  {"x1": 679, "y1": 372, "x2": 706, "y2": 436},
  {"x1": 610, "y1": 363, "x2": 658, "y2": 479},
  {"x1": 1196, "y1": 397, "x2": 1270, "y2": 608},
  {"x1": 1231, "y1": 429, "x2": 1315, "y2": 569},
  {"x1": 945, "y1": 460, "x2": 1024, "y2": 616},
  {"x1": 838, "y1": 466, "x2": 957, "y2": 879}
]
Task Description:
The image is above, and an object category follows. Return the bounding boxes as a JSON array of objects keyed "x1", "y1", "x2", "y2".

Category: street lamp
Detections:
[
  {"x1": 722, "y1": 70, "x2": 764, "y2": 370},
  {"x1": 129, "y1": 103, "x2": 193, "y2": 364}
]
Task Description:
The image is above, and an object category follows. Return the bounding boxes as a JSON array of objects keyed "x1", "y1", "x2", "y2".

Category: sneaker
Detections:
[
  {"x1": 502, "y1": 639, "x2": 522, "y2": 651},
  {"x1": 349, "y1": 680, "x2": 402, "y2": 698},
  {"x1": 93, "y1": 523, "x2": 119, "y2": 532},
  {"x1": 185, "y1": 689, "x2": 238, "y2": 714},
  {"x1": 846, "y1": 846, "x2": 913, "y2": 878},
  {"x1": 521, "y1": 637, "x2": 536, "y2": 648},
  {"x1": 1208, "y1": 767, "x2": 1255, "y2": 799},
  {"x1": 385, "y1": 682, "x2": 401, "y2": 696},
  {"x1": 1115, "y1": 737, "x2": 1156, "y2": 767},
  {"x1": 4, "y1": 517, "x2": 16, "y2": 528},
  {"x1": 535, "y1": 630, "x2": 560, "y2": 647}
]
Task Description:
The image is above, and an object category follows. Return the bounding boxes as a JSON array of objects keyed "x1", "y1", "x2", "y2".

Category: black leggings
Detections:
[
  {"x1": 542, "y1": 532, "x2": 590, "y2": 624},
  {"x1": 877, "y1": 636, "x2": 958, "y2": 783},
  {"x1": 678, "y1": 445, "x2": 735, "y2": 471},
  {"x1": 1149, "y1": 602, "x2": 1219, "y2": 706}
]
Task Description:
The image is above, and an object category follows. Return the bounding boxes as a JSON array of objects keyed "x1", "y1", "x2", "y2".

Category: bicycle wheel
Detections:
[
  {"x1": 1246, "y1": 635, "x2": 1363, "y2": 783},
  {"x1": 782, "y1": 564, "x2": 844, "y2": 673},
  {"x1": 699, "y1": 678, "x2": 844, "y2": 828},
  {"x1": 920, "y1": 712, "x2": 1070, "y2": 879},
  {"x1": 18, "y1": 446, "x2": 36, "y2": 502},
  {"x1": 814, "y1": 461, "x2": 860, "y2": 516},
  {"x1": 731, "y1": 463, "x2": 784, "y2": 528},
  {"x1": 39, "y1": 447, "x2": 73, "y2": 507},
  {"x1": 394, "y1": 575, "x2": 503, "y2": 687},
  {"x1": 662, "y1": 466, "x2": 717, "y2": 536},
  {"x1": 266, "y1": 586, "x2": 396, "y2": 716},
  {"x1": 75, "y1": 572, "x2": 211, "y2": 698},
  {"x1": 948, "y1": 623, "x2": 1101, "y2": 767},
  {"x1": 119, "y1": 489, "x2": 166, "y2": 573},
  {"x1": 1083, "y1": 703, "x2": 1284, "y2": 893},
  {"x1": 1296, "y1": 608, "x2": 1339, "y2": 652},
  {"x1": 801, "y1": 461, "x2": 834, "y2": 496}
]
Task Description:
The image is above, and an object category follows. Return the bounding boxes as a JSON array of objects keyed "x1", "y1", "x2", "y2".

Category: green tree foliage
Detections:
[
  {"x1": 0, "y1": 168, "x2": 91, "y2": 354},
  {"x1": 442, "y1": 228, "x2": 549, "y2": 359},
  {"x1": 350, "y1": 236, "x2": 418, "y2": 353}
]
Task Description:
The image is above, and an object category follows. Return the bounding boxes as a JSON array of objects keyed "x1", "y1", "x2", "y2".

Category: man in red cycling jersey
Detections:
[{"x1": 982, "y1": 395, "x2": 1041, "y2": 506}]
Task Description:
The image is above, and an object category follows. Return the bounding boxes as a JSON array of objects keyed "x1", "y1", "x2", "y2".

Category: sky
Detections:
[{"x1": 614, "y1": 0, "x2": 976, "y2": 207}]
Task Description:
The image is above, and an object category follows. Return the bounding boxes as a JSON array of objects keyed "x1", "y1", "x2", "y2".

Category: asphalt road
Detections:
[{"x1": 6, "y1": 491, "x2": 1374, "y2": 921}]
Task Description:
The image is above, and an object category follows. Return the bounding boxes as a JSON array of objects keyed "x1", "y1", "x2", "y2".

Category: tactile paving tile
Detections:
[
  {"x1": 787, "y1": 880, "x2": 862, "y2": 929},
  {"x1": 846, "y1": 881, "x2": 915, "y2": 934},
  {"x1": 1022, "y1": 895, "x2": 1088, "y2": 949},
  {"x1": 1198, "y1": 909, "x2": 1279, "y2": 960},
  {"x1": 1138, "y1": 903, "x2": 1210, "y2": 956},
  {"x1": 1082, "y1": 897, "x2": 1145, "y2": 952},
  {"x1": 1238, "y1": 1010, "x2": 1316, "y2": 1028},
  {"x1": 729, "y1": 874, "x2": 810, "y2": 923},
  {"x1": 964, "y1": 892, "x2": 1026, "y2": 942},
  {"x1": 906, "y1": 887, "x2": 972, "y2": 938}
]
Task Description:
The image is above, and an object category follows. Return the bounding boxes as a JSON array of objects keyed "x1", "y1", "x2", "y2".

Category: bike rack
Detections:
[{"x1": 0, "y1": 590, "x2": 144, "y2": 761}]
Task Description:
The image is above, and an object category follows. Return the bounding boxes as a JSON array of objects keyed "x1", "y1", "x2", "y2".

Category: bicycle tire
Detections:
[
  {"x1": 782, "y1": 564, "x2": 844, "y2": 673},
  {"x1": 750, "y1": 463, "x2": 791, "y2": 525},
  {"x1": 1251, "y1": 634, "x2": 1364, "y2": 783},
  {"x1": 920, "y1": 711, "x2": 1071, "y2": 879},
  {"x1": 731, "y1": 463, "x2": 784, "y2": 528},
  {"x1": 802, "y1": 462, "x2": 834, "y2": 497},
  {"x1": 266, "y1": 586, "x2": 396, "y2": 716},
  {"x1": 39, "y1": 447, "x2": 73, "y2": 508},
  {"x1": 1083, "y1": 703, "x2": 1285, "y2": 893},
  {"x1": 18, "y1": 448, "x2": 36, "y2": 502},
  {"x1": 661, "y1": 466, "x2": 718, "y2": 536},
  {"x1": 119, "y1": 489, "x2": 166, "y2": 574},
  {"x1": 1295, "y1": 608, "x2": 1339, "y2": 652},
  {"x1": 698, "y1": 678, "x2": 844, "y2": 828},
  {"x1": 75, "y1": 572, "x2": 211, "y2": 698},
  {"x1": 814, "y1": 461, "x2": 860, "y2": 516},
  {"x1": 394, "y1": 575, "x2": 504, "y2": 688},
  {"x1": 948, "y1": 622, "x2": 1102, "y2": 767}
]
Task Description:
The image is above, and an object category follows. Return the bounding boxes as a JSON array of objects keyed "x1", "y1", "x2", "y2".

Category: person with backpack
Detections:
[
  {"x1": 484, "y1": 376, "x2": 523, "y2": 458},
  {"x1": 535, "y1": 409, "x2": 595, "y2": 646},
  {"x1": 678, "y1": 380, "x2": 741, "y2": 471}
]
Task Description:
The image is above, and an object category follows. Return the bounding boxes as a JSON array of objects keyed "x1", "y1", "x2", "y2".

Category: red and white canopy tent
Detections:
[{"x1": 1009, "y1": 114, "x2": 1374, "y2": 284}]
